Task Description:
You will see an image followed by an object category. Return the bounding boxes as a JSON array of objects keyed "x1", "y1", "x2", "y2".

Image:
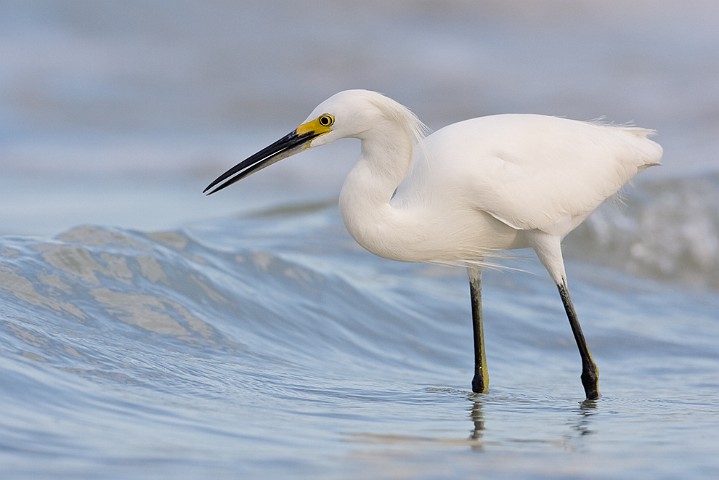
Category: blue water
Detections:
[
  {"x1": 2, "y1": 205, "x2": 718, "y2": 479},
  {"x1": 2, "y1": 1, "x2": 719, "y2": 479}
]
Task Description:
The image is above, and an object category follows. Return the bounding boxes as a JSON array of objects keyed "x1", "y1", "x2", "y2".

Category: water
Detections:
[
  {"x1": 2, "y1": 1, "x2": 719, "y2": 479},
  {"x1": 2, "y1": 206, "x2": 718, "y2": 479}
]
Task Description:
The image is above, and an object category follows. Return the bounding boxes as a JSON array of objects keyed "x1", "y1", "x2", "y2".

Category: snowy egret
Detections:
[{"x1": 204, "y1": 90, "x2": 662, "y2": 400}]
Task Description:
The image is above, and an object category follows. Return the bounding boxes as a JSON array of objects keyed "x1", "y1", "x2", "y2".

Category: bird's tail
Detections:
[{"x1": 621, "y1": 127, "x2": 663, "y2": 169}]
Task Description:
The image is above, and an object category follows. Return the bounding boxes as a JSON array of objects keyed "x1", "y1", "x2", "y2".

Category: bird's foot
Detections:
[
  {"x1": 581, "y1": 368, "x2": 600, "y2": 400},
  {"x1": 471, "y1": 374, "x2": 489, "y2": 394}
]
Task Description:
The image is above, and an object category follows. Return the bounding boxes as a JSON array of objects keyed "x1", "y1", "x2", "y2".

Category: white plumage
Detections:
[{"x1": 205, "y1": 89, "x2": 662, "y2": 399}]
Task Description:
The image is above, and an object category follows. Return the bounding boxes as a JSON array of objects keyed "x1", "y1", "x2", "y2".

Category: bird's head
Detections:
[{"x1": 203, "y1": 90, "x2": 424, "y2": 195}]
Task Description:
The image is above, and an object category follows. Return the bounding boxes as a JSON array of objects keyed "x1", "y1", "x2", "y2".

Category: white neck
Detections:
[{"x1": 338, "y1": 124, "x2": 419, "y2": 261}]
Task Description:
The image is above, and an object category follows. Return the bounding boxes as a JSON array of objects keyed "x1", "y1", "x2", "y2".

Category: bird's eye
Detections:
[{"x1": 318, "y1": 114, "x2": 334, "y2": 127}]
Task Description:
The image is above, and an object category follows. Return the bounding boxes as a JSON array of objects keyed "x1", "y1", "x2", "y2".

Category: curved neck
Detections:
[{"x1": 339, "y1": 125, "x2": 417, "y2": 260}]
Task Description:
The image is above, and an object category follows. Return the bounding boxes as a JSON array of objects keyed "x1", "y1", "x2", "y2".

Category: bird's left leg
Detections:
[
  {"x1": 467, "y1": 266, "x2": 489, "y2": 393},
  {"x1": 529, "y1": 231, "x2": 599, "y2": 400},
  {"x1": 557, "y1": 280, "x2": 599, "y2": 400}
]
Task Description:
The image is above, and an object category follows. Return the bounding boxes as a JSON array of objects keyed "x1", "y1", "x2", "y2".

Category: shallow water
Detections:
[
  {"x1": 2, "y1": 205, "x2": 718, "y2": 479},
  {"x1": 2, "y1": 1, "x2": 719, "y2": 479}
]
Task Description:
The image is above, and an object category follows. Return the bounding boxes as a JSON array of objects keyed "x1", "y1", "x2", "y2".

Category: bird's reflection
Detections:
[
  {"x1": 466, "y1": 394, "x2": 599, "y2": 449},
  {"x1": 467, "y1": 394, "x2": 486, "y2": 450},
  {"x1": 469, "y1": 399, "x2": 485, "y2": 441},
  {"x1": 573, "y1": 398, "x2": 598, "y2": 437}
]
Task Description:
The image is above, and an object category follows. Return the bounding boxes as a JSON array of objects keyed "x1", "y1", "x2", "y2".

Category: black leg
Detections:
[
  {"x1": 557, "y1": 281, "x2": 599, "y2": 400},
  {"x1": 468, "y1": 266, "x2": 489, "y2": 393}
]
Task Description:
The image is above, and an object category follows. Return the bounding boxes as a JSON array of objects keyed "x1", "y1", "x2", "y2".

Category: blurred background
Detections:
[
  {"x1": 2, "y1": 4, "x2": 718, "y2": 477},
  {"x1": 1, "y1": 0, "x2": 717, "y2": 266}
]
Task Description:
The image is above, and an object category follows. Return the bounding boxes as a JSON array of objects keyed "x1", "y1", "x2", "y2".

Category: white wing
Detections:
[{"x1": 416, "y1": 114, "x2": 662, "y2": 233}]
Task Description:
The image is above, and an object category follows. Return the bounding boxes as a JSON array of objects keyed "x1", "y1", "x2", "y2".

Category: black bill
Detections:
[{"x1": 204, "y1": 129, "x2": 320, "y2": 195}]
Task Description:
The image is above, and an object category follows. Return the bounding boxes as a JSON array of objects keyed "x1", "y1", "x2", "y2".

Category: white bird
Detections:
[{"x1": 205, "y1": 89, "x2": 662, "y2": 400}]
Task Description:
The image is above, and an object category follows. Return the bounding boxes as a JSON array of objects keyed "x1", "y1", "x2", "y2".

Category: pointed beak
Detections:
[{"x1": 203, "y1": 127, "x2": 320, "y2": 195}]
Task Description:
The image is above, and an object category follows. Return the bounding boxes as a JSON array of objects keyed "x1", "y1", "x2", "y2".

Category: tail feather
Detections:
[{"x1": 621, "y1": 126, "x2": 663, "y2": 169}]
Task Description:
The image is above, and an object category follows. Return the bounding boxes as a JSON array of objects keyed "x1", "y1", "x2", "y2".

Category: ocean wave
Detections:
[
  {"x1": 566, "y1": 172, "x2": 719, "y2": 290},
  {"x1": 0, "y1": 216, "x2": 465, "y2": 391},
  {"x1": 1, "y1": 171, "x2": 715, "y2": 376},
  {"x1": 1, "y1": 195, "x2": 717, "y2": 479},
  {"x1": 0, "y1": 176, "x2": 714, "y2": 405}
]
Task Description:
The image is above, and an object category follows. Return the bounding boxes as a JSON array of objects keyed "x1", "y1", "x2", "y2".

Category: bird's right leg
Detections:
[{"x1": 468, "y1": 266, "x2": 489, "y2": 393}]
